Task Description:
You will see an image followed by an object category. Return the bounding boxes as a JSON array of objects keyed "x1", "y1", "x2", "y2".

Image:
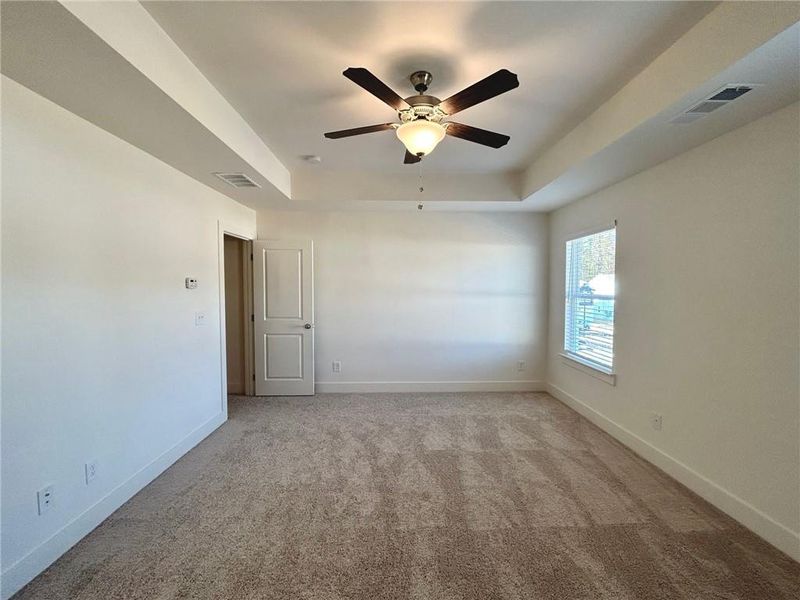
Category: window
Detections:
[{"x1": 564, "y1": 226, "x2": 616, "y2": 373}]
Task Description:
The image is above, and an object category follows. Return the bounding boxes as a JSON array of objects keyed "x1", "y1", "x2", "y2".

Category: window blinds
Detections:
[{"x1": 564, "y1": 227, "x2": 616, "y2": 372}]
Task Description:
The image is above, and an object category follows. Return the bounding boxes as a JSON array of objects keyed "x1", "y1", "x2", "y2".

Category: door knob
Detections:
[{"x1": 304, "y1": 323, "x2": 312, "y2": 329}]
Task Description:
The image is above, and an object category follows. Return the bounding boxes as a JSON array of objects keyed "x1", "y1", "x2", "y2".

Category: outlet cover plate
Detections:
[
  {"x1": 650, "y1": 414, "x2": 663, "y2": 431},
  {"x1": 37, "y1": 485, "x2": 54, "y2": 515},
  {"x1": 85, "y1": 460, "x2": 98, "y2": 484}
]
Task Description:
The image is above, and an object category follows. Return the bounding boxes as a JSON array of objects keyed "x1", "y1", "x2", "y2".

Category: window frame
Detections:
[{"x1": 561, "y1": 223, "x2": 617, "y2": 381}]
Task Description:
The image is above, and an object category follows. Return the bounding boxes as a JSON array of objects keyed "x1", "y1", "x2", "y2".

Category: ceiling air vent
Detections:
[
  {"x1": 670, "y1": 84, "x2": 758, "y2": 125},
  {"x1": 213, "y1": 172, "x2": 261, "y2": 188}
]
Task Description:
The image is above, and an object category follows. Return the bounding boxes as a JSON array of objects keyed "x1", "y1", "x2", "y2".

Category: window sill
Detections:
[{"x1": 559, "y1": 353, "x2": 616, "y2": 386}]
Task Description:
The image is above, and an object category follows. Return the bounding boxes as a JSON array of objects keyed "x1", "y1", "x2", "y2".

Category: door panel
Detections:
[
  {"x1": 266, "y1": 334, "x2": 304, "y2": 379},
  {"x1": 264, "y1": 249, "x2": 303, "y2": 318},
  {"x1": 253, "y1": 240, "x2": 314, "y2": 395}
]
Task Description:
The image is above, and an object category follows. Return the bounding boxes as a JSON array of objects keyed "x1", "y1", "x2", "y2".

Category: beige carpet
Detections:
[{"x1": 14, "y1": 392, "x2": 800, "y2": 599}]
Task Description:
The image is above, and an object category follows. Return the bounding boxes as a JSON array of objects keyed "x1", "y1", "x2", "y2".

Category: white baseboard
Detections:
[
  {"x1": 315, "y1": 380, "x2": 546, "y2": 394},
  {"x1": 547, "y1": 383, "x2": 800, "y2": 562},
  {"x1": 1, "y1": 412, "x2": 227, "y2": 600}
]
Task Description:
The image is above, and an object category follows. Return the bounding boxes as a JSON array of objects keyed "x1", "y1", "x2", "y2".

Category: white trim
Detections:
[
  {"x1": 217, "y1": 222, "x2": 227, "y2": 417},
  {"x1": 0, "y1": 413, "x2": 227, "y2": 600},
  {"x1": 546, "y1": 383, "x2": 800, "y2": 562},
  {"x1": 559, "y1": 352, "x2": 616, "y2": 385},
  {"x1": 315, "y1": 380, "x2": 546, "y2": 393},
  {"x1": 242, "y1": 240, "x2": 255, "y2": 396}
]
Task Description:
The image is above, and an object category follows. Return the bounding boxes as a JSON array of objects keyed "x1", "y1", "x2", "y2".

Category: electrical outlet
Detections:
[
  {"x1": 650, "y1": 413, "x2": 663, "y2": 431},
  {"x1": 332, "y1": 360, "x2": 342, "y2": 373},
  {"x1": 85, "y1": 460, "x2": 98, "y2": 485},
  {"x1": 37, "y1": 485, "x2": 54, "y2": 515},
  {"x1": 195, "y1": 311, "x2": 206, "y2": 326},
  {"x1": 517, "y1": 360, "x2": 526, "y2": 372}
]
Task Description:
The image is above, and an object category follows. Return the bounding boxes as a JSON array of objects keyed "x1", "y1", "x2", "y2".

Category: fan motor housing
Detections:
[
  {"x1": 405, "y1": 94, "x2": 441, "y2": 107},
  {"x1": 398, "y1": 98, "x2": 446, "y2": 123},
  {"x1": 401, "y1": 91, "x2": 446, "y2": 123}
]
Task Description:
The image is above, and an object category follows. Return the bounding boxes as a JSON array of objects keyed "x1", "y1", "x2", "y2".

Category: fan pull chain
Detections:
[{"x1": 417, "y1": 165, "x2": 424, "y2": 210}]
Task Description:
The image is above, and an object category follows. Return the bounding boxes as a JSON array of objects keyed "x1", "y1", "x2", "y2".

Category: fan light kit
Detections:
[
  {"x1": 396, "y1": 120, "x2": 446, "y2": 157},
  {"x1": 324, "y1": 68, "x2": 519, "y2": 164}
]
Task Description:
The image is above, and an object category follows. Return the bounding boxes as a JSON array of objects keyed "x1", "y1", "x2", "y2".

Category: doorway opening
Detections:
[{"x1": 223, "y1": 234, "x2": 254, "y2": 399}]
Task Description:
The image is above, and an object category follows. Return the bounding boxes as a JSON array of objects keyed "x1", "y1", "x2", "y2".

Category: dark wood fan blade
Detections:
[
  {"x1": 343, "y1": 67, "x2": 409, "y2": 111},
  {"x1": 324, "y1": 123, "x2": 395, "y2": 139},
  {"x1": 440, "y1": 69, "x2": 519, "y2": 115},
  {"x1": 404, "y1": 150, "x2": 422, "y2": 164},
  {"x1": 445, "y1": 122, "x2": 510, "y2": 148}
]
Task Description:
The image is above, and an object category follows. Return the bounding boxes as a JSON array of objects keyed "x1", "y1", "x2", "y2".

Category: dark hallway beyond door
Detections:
[{"x1": 223, "y1": 235, "x2": 247, "y2": 395}]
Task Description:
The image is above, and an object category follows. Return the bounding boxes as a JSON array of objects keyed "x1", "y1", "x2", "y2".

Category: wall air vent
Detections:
[
  {"x1": 213, "y1": 172, "x2": 261, "y2": 188},
  {"x1": 670, "y1": 84, "x2": 758, "y2": 125}
]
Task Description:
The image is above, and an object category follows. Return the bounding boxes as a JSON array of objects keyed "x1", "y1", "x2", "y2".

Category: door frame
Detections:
[
  {"x1": 241, "y1": 240, "x2": 255, "y2": 396},
  {"x1": 217, "y1": 221, "x2": 255, "y2": 420}
]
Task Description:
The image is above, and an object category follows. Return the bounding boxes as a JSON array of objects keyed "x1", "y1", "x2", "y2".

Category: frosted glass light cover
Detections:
[{"x1": 396, "y1": 120, "x2": 446, "y2": 157}]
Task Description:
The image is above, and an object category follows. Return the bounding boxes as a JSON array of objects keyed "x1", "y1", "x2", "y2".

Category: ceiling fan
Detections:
[{"x1": 324, "y1": 68, "x2": 519, "y2": 164}]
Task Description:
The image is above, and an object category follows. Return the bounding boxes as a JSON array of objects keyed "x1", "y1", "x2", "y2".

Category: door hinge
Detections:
[
  {"x1": 250, "y1": 253, "x2": 253, "y2": 261},
  {"x1": 252, "y1": 373, "x2": 256, "y2": 381},
  {"x1": 251, "y1": 314, "x2": 255, "y2": 322}
]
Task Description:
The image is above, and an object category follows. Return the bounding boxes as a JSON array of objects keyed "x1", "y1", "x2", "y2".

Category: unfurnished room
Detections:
[{"x1": 1, "y1": 1, "x2": 799, "y2": 599}]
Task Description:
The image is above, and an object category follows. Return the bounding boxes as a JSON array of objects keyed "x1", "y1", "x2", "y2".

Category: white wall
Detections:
[
  {"x1": 0, "y1": 76, "x2": 256, "y2": 598},
  {"x1": 257, "y1": 210, "x2": 549, "y2": 392},
  {"x1": 547, "y1": 102, "x2": 800, "y2": 560}
]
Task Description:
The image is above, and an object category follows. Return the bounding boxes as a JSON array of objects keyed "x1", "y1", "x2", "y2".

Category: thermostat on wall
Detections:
[{"x1": 185, "y1": 277, "x2": 198, "y2": 289}]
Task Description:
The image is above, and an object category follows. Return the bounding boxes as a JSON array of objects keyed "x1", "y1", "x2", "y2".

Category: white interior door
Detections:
[{"x1": 253, "y1": 240, "x2": 314, "y2": 395}]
